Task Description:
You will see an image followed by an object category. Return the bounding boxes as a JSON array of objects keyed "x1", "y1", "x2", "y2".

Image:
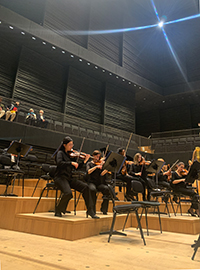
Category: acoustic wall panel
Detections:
[
  {"x1": 66, "y1": 67, "x2": 104, "y2": 124},
  {"x1": 0, "y1": 37, "x2": 20, "y2": 98},
  {"x1": 44, "y1": 0, "x2": 90, "y2": 48},
  {"x1": 88, "y1": 1, "x2": 123, "y2": 65},
  {"x1": 13, "y1": 47, "x2": 67, "y2": 112},
  {"x1": 104, "y1": 83, "x2": 135, "y2": 132}
]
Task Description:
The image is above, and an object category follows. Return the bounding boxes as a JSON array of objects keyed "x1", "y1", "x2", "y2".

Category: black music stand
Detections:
[
  {"x1": 100, "y1": 152, "x2": 126, "y2": 236},
  {"x1": 185, "y1": 161, "x2": 200, "y2": 184},
  {"x1": 146, "y1": 159, "x2": 165, "y2": 189},
  {"x1": 191, "y1": 235, "x2": 200, "y2": 260},
  {"x1": 6, "y1": 141, "x2": 32, "y2": 196}
]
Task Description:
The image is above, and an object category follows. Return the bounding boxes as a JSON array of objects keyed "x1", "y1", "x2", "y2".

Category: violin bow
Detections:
[
  {"x1": 103, "y1": 144, "x2": 109, "y2": 158},
  {"x1": 124, "y1": 133, "x2": 133, "y2": 156},
  {"x1": 76, "y1": 137, "x2": 85, "y2": 163},
  {"x1": 169, "y1": 159, "x2": 179, "y2": 171}
]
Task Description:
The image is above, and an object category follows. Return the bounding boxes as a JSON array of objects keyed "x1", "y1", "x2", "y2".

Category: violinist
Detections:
[
  {"x1": 54, "y1": 136, "x2": 99, "y2": 219},
  {"x1": 86, "y1": 150, "x2": 111, "y2": 215},
  {"x1": 116, "y1": 148, "x2": 136, "y2": 201},
  {"x1": 128, "y1": 153, "x2": 151, "y2": 201},
  {"x1": 157, "y1": 159, "x2": 171, "y2": 189},
  {"x1": 171, "y1": 162, "x2": 199, "y2": 217}
]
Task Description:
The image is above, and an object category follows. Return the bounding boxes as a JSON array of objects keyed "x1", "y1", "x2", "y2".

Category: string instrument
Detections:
[
  {"x1": 180, "y1": 168, "x2": 188, "y2": 176},
  {"x1": 139, "y1": 157, "x2": 151, "y2": 166},
  {"x1": 164, "y1": 159, "x2": 179, "y2": 181},
  {"x1": 69, "y1": 149, "x2": 92, "y2": 160},
  {"x1": 121, "y1": 133, "x2": 133, "y2": 175}
]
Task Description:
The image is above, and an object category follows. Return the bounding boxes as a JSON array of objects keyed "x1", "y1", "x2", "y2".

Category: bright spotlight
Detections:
[{"x1": 158, "y1": 21, "x2": 164, "y2": 28}]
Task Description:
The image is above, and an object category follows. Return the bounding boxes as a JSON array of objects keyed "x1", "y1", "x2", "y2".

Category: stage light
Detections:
[
  {"x1": 62, "y1": 51, "x2": 65, "y2": 54},
  {"x1": 32, "y1": 37, "x2": 36, "y2": 40},
  {"x1": 79, "y1": 58, "x2": 82, "y2": 61},
  {"x1": 129, "y1": 82, "x2": 131, "y2": 84},
  {"x1": 52, "y1": 46, "x2": 56, "y2": 49},
  {"x1": 70, "y1": 55, "x2": 74, "y2": 58},
  {"x1": 109, "y1": 73, "x2": 112, "y2": 75},
  {"x1": 158, "y1": 21, "x2": 164, "y2": 27},
  {"x1": 21, "y1": 32, "x2": 25, "y2": 35},
  {"x1": 116, "y1": 76, "x2": 119, "y2": 79},
  {"x1": 102, "y1": 70, "x2": 105, "y2": 72},
  {"x1": 162, "y1": 100, "x2": 165, "y2": 103},
  {"x1": 42, "y1": 41, "x2": 46, "y2": 45},
  {"x1": 139, "y1": 86, "x2": 142, "y2": 89},
  {"x1": 9, "y1": 26, "x2": 14, "y2": 29},
  {"x1": 134, "y1": 84, "x2": 136, "y2": 87},
  {"x1": 0, "y1": 21, "x2": 2, "y2": 24},
  {"x1": 87, "y1": 62, "x2": 91, "y2": 65},
  {"x1": 95, "y1": 66, "x2": 98, "y2": 69},
  {"x1": 122, "y1": 79, "x2": 125, "y2": 82}
]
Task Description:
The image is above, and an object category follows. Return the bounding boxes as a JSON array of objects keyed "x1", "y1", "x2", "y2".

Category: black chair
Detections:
[
  {"x1": 31, "y1": 164, "x2": 51, "y2": 197},
  {"x1": 0, "y1": 154, "x2": 25, "y2": 196},
  {"x1": 22, "y1": 154, "x2": 40, "y2": 179}
]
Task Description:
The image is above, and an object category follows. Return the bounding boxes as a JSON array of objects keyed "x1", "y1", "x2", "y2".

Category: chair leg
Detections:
[
  {"x1": 32, "y1": 178, "x2": 40, "y2": 197},
  {"x1": 33, "y1": 187, "x2": 46, "y2": 214},
  {"x1": 169, "y1": 196, "x2": 176, "y2": 216},
  {"x1": 135, "y1": 209, "x2": 146, "y2": 245},
  {"x1": 144, "y1": 207, "x2": 149, "y2": 236},
  {"x1": 157, "y1": 206, "x2": 162, "y2": 233},
  {"x1": 108, "y1": 211, "x2": 117, "y2": 243},
  {"x1": 122, "y1": 212, "x2": 130, "y2": 231}
]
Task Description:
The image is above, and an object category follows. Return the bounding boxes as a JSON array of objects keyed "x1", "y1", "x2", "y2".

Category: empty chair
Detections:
[
  {"x1": 55, "y1": 121, "x2": 64, "y2": 132},
  {"x1": 72, "y1": 125, "x2": 79, "y2": 136},
  {"x1": 80, "y1": 127, "x2": 87, "y2": 137},
  {"x1": 94, "y1": 131, "x2": 101, "y2": 141},
  {"x1": 64, "y1": 123, "x2": 72, "y2": 134},
  {"x1": 87, "y1": 129, "x2": 94, "y2": 139}
]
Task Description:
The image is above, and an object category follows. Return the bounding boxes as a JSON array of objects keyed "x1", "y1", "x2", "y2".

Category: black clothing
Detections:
[
  {"x1": 129, "y1": 163, "x2": 151, "y2": 201},
  {"x1": 54, "y1": 150, "x2": 94, "y2": 214},
  {"x1": 158, "y1": 171, "x2": 171, "y2": 189},
  {"x1": 86, "y1": 161, "x2": 110, "y2": 214},
  {"x1": 171, "y1": 171, "x2": 199, "y2": 210},
  {"x1": 37, "y1": 114, "x2": 48, "y2": 128}
]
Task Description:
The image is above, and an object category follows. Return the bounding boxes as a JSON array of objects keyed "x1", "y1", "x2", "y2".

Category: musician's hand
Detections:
[
  {"x1": 97, "y1": 164, "x2": 102, "y2": 170},
  {"x1": 136, "y1": 172, "x2": 142, "y2": 176},
  {"x1": 84, "y1": 154, "x2": 90, "y2": 163},
  {"x1": 71, "y1": 162, "x2": 79, "y2": 169}
]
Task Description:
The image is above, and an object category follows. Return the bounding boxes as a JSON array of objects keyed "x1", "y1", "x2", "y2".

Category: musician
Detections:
[
  {"x1": 157, "y1": 159, "x2": 171, "y2": 189},
  {"x1": 116, "y1": 148, "x2": 136, "y2": 201},
  {"x1": 86, "y1": 150, "x2": 110, "y2": 215},
  {"x1": 54, "y1": 136, "x2": 99, "y2": 219},
  {"x1": 171, "y1": 162, "x2": 199, "y2": 217},
  {"x1": 128, "y1": 153, "x2": 151, "y2": 201}
]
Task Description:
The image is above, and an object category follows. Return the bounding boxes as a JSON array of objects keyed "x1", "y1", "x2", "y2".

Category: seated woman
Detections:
[
  {"x1": 25, "y1": 108, "x2": 36, "y2": 125},
  {"x1": 86, "y1": 150, "x2": 111, "y2": 215},
  {"x1": 54, "y1": 136, "x2": 99, "y2": 219},
  {"x1": 170, "y1": 162, "x2": 199, "y2": 217}
]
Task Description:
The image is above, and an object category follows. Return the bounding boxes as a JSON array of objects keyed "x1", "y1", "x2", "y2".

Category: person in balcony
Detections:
[
  {"x1": 25, "y1": 108, "x2": 37, "y2": 125},
  {"x1": 37, "y1": 110, "x2": 48, "y2": 128},
  {"x1": 5, "y1": 101, "x2": 20, "y2": 122},
  {"x1": 0, "y1": 97, "x2": 5, "y2": 119}
]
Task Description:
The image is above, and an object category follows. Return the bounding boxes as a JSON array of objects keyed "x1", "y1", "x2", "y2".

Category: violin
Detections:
[
  {"x1": 180, "y1": 168, "x2": 188, "y2": 176},
  {"x1": 139, "y1": 157, "x2": 151, "y2": 166},
  {"x1": 69, "y1": 150, "x2": 92, "y2": 160}
]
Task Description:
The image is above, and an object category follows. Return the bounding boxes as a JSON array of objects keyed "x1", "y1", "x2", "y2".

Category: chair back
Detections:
[
  {"x1": 26, "y1": 155, "x2": 38, "y2": 163},
  {"x1": 41, "y1": 164, "x2": 50, "y2": 173},
  {"x1": 49, "y1": 165, "x2": 57, "y2": 178},
  {"x1": 0, "y1": 154, "x2": 12, "y2": 167},
  {"x1": 131, "y1": 180, "x2": 144, "y2": 194}
]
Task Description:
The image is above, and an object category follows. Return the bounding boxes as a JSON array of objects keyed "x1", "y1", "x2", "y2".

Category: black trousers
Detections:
[
  {"x1": 88, "y1": 183, "x2": 110, "y2": 213},
  {"x1": 173, "y1": 186, "x2": 199, "y2": 210},
  {"x1": 54, "y1": 176, "x2": 93, "y2": 213},
  {"x1": 116, "y1": 174, "x2": 133, "y2": 195}
]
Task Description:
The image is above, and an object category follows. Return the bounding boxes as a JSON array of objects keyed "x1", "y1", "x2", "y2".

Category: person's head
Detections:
[
  {"x1": 0, "y1": 97, "x2": 2, "y2": 103},
  {"x1": 117, "y1": 148, "x2": 125, "y2": 156},
  {"x1": 39, "y1": 110, "x2": 44, "y2": 114},
  {"x1": 92, "y1": 150, "x2": 101, "y2": 161},
  {"x1": 134, "y1": 153, "x2": 142, "y2": 164},
  {"x1": 62, "y1": 136, "x2": 73, "y2": 152},
  {"x1": 176, "y1": 162, "x2": 185, "y2": 172},
  {"x1": 16, "y1": 102, "x2": 20, "y2": 106},
  {"x1": 30, "y1": 108, "x2": 34, "y2": 112}
]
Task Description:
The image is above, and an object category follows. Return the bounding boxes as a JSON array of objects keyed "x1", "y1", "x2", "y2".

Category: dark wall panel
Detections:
[
  {"x1": 88, "y1": 1, "x2": 123, "y2": 65},
  {"x1": 44, "y1": 0, "x2": 90, "y2": 48},
  {"x1": 66, "y1": 67, "x2": 104, "y2": 124},
  {"x1": 0, "y1": 37, "x2": 20, "y2": 98},
  {"x1": 13, "y1": 47, "x2": 67, "y2": 112},
  {"x1": 0, "y1": 0, "x2": 46, "y2": 25},
  {"x1": 104, "y1": 83, "x2": 135, "y2": 132}
]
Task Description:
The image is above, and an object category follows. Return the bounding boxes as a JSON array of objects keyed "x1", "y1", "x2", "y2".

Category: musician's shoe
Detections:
[
  {"x1": 173, "y1": 195, "x2": 178, "y2": 203},
  {"x1": 188, "y1": 208, "x2": 196, "y2": 217},
  {"x1": 86, "y1": 209, "x2": 100, "y2": 219},
  {"x1": 100, "y1": 207, "x2": 107, "y2": 215},
  {"x1": 55, "y1": 212, "x2": 62, "y2": 217},
  {"x1": 194, "y1": 209, "x2": 200, "y2": 217}
]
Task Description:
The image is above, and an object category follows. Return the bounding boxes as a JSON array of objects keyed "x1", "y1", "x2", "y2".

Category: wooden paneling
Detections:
[
  {"x1": 13, "y1": 47, "x2": 67, "y2": 112},
  {"x1": 44, "y1": 0, "x2": 90, "y2": 48},
  {"x1": 66, "y1": 67, "x2": 104, "y2": 124},
  {"x1": 104, "y1": 83, "x2": 135, "y2": 132},
  {"x1": 0, "y1": 37, "x2": 20, "y2": 98}
]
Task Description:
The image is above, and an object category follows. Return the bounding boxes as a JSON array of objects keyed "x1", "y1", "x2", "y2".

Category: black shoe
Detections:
[
  {"x1": 188, "y1": 208, "x2": 196, "y2": 217},
  {"x1": 86, "y1": 210, "x2": 100, "y2": 219},
  {"x1": 173, "y1": 195, "x2": 178, "y2": 203},
  {"x1": 194, "y1": 210, "x2": 200, "y2": 217},
  {"x1": 100, "y1": 207, "x2": 107, "y2": 215},
  {"x1": 55, "y1": 212, "x2": 62, "y2": 217}
]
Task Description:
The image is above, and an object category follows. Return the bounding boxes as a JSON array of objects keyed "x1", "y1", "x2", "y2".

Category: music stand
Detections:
[
  {"x1": 191, "y1": 235, "x2": 200, "y2": 260},
  {"x1": 185, "y1": 161, "x2": 200, "y2": 184},
  {"x1": 6, "y1": 141, "x2": 32, "y2": 196},
  {"x1": 100, "y1": 152, "x2": 126, "y2": 237},
  {"x1": 146, "y1": 159, "x2": 165, "y2": 188}
]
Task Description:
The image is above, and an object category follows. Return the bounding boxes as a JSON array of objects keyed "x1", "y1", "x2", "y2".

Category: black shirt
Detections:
[
  {"x1": 86, "y1": 161, "x2": 105, "y2": 186},
  {"x1": 171, "y1": 171, "x2": 186, "y2": 189}
]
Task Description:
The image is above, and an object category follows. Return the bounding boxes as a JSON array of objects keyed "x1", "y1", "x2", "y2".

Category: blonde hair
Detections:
[{"x1": 134, "y1": 153, "x2": 142, "y2": 165}]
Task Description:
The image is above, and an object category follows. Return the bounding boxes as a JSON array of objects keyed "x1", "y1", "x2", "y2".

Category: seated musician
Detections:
[
  {"x1": 170, "y1": 162, "x2": 199, "y2": 217},
  {"x1": 54, "y1": 136, "x2": 99, "y2": 219},
  {"x1": 86, "y1": 150, "x2": 111, "y2": 215},
  {"x1": 116, "y1": 148, "x2": 136, "y2": 201},
  {"x1": 157, "y1": 159, "x2": 171, "y2": 189},
  {"x1": 128, "y1": 153, "x2": 151, "y2": 201}
]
